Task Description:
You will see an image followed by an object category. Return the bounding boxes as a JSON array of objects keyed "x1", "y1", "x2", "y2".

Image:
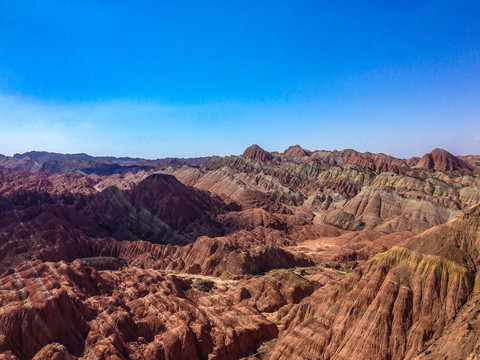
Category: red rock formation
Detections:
[
  {"x1": 459, "y1": 154, "x2": 480, "y2": 171},
  {"x1": 0, "y1": 260, "x2": 287, "y2": 360},
  {"x1": 416, "y1": 148, "x2": 472, "y2": 172},
  {"x1": 242, "y1": 144, "x2": 274, "y2": 162},
  {"x1": 305, "y1": 150, "x2": 341, "y2": 165},
  {"x1": 0, "y1": 168, "x2": 98, "y2": 196},
  {"x1": 0, "y1": 249, "x2": 319, "y2": 360},
  {"x1": 270, "y1": 203, "x2": 480, "y2": 360},
  {"x1": 0, "y1": 147, "x2": 480, "y2": 359},
  {"x1": 323, "y1": 186, "x2": 459, "y2": 233},
  {"x1": 79, "y1": 173, "x2": 225, "y2": 244},
  {"x1": 285, "y1": 229, "x2": 415, "y2": 265},
  {"x1": 283, "y1": 145, "x2": 310, "y2": 158},
  {"x1": 335, "y1": 149, "x2": 410, "y2": 174}
]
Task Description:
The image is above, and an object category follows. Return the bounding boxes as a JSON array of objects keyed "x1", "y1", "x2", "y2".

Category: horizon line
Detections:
[{"x1": 1, "y1": 146, "x2": 477, "y2": 162}]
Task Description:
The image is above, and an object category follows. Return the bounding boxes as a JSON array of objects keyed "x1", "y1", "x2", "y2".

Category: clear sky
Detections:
[{"x1": 1, "y1": 1, "x2": 479, "y2": 158}]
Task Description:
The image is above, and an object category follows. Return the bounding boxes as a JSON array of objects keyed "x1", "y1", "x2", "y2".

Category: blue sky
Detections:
[{"x1": 1, "y1": 1, "x2": 479, "y2": 158}]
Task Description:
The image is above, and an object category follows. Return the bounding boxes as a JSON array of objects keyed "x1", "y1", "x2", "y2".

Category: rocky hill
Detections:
[{"x1": 0, "y1": 145, "x2": 479, "y2": 359}]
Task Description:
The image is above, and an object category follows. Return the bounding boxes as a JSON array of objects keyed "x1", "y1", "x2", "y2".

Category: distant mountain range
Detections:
[
  {"x1": 0, "y1": 150, "x2": 211, "y2": 175},
  {"x1": 2, "y1": 145, "x2": 479, "y2": 175}
]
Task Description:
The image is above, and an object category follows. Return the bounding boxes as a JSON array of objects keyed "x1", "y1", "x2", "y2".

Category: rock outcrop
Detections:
[
  {"x1": 0, "y1": 260, "x2": 289, "y2": 360},
  {"x1": 242, "y1": 144, "x2": 274, "y2": 162},
  {"x1": 270, "y1": 203, "x2": 480, "y2": 360},
  {"x1": 283, "y1": 145, "x2": 310, "y2": 158},
  {"x1": 416, "y1": 148, "x2": 473, "y2": 172},
  {"x1": 82, "y1": 173, "x2": 224, "y2": 244},
  {"x1": 336, "y1": 149, "x2": 411, "y2": 174}
]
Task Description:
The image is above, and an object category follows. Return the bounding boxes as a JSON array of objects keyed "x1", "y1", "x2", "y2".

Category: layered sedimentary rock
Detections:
[
  {"x1": 81, "y1": 173, "x2": 224, "y2": 244},
  {"x1": 335, "y1": 149, "x2": 411, "y2": 174},
  {"x1": 270, "y1": 203, "x2": 480, "y2": 360},
  {"x1": 0, "y1": 145, "x2": 480, "y2": 359},
  {"x1": 242, "y1": 145, "x2": 274, "y2": 163},
  {"x1": 323, "y1": 186, "x2": 459, "y2": 233},
  {"x1": 283, "y1": 145, "x2": 310, "y2": 158},
  {"x1": 415, "y1": 148, "x2": 473, "y2": 172},
  {"x1": 0, "y1": 260, "x2": 296, "y2": 360}
]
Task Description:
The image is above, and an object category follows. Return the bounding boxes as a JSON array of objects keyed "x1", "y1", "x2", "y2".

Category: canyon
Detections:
[{"x1": 1, "y1": 145, "x2": 480, "y2": 359}]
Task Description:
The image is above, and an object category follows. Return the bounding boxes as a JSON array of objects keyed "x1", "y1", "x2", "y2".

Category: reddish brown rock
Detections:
[
  {"x1": 0, "y1": 259, "x2": 317, "y2": 360},
  {"x1": 335, "y1": 149, "x2": 410, "y2": 174},
  {"x1": 305, "y1": 150, "x2": 342, "y2": 165},
  {"x1": 0, "y1": 147, "x2": 480, "y2": 359},
  {"x1": 323, "y1": 186, "x2": 459, "y2": 233},
  {"x1": 271, "y1": 246, "x2": 473, "y2": 360},
  {"x1": 286, "y1": 229, "x2": 415, "y2": 266},
  {"x1": 416, "y1": 148, "x2": 473, "y2": 172},
  {"x1": 80, "y1": 173, "x2": 225, "y2": 244},
  {"x1": 242, "y1": 145, "x2": 274, "y2": 162},
  {"x1": 31, "y1": 343, "x2": 74, "y2": 360},
  {"x1": 283, "y1": 145, "x2": 310, "y2": 158},
  {"x1": 459, "y1": 154, "x2": 480, "y2": 171},
  {"x1": 270, "y1": 203, "x2": 480, "y2": 360}
]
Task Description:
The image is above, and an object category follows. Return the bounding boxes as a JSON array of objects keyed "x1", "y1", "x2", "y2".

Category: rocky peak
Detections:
[
  {"x1": 283, "y1": 145, "x2": 310, "y2": 157},
  {"x1": 416, "y1": 148, "x2": 472, "y2": 172},
  {"x1": 242, "y1": 144, "x2": 274, "y2": 162}
]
